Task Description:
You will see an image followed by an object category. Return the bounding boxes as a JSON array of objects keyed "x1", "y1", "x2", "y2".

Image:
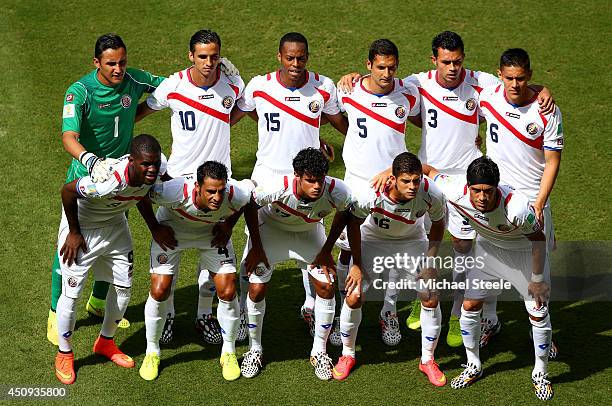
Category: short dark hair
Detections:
[
  {"x1": 368, "y1": 39, "x2": 399, "y2": 63},
  {"x1": 130, "y1": 134, "x2": 161, "y2": 156},
  {"x1": 197, "y1": 161, "x2": 228, "y2": 184},
  {"x1": 279, "y1": 32, "x2": 308, "y2": 53},
  {"x1": 293, "y1": 148, "x2": 328, "y2": 178},
  {"x1": 190, "y1": 29, "x2": 221, "y2": 52},
  {"x1": 431, "y1": 31, "x2": 464, "y2": 57},
  {"x1": 392, "y1": 152, "x2": 422, "y2": 177},
  {"x1": 500, "y1": 48, "x2": 531, "y2": 71},
  {"x1": 94, "y1": 33, "x2": 126, "y2": 59},
  {"x1": 466, "y1": 156, "x2": 500, "y2": 186}
]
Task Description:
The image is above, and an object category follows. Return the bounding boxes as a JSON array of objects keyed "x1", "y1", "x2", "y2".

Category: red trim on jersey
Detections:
[
  {"x1": 124, "y1": 164, "x2": 131, "y2": 184},
  {"x1": 539, "y1": 112, "x2": 548, "y2": 128},
  {"x1": 292, "y1": 178, "x2": 299, "y2": 199},
  {"x1": 383, "y1": 185, "x2": 400, "y2": 204},
  {"x1": 399, "y1": 78, "x2": 404, "y2": 87},
  {"x1": 182, "y1": 183, "x2": 189, "y2": 199},
  {"x1": 479, "y1": 101, "x2": 543, "y2": 149},
  {"x1": 470, "y1": 70, "x2": 474, "y2": 78},
  {"x1": 229, "y1": 84, "x2": 239, "y2": 97},
  {"x1": 449, "y1": 201, "x2": 518, "y2": 234},
  {"x1": 112, "y1": 195, "x2": 143, "y2": 201},
  {"x1": 503, "y1": 88, "x2": 539, "y2": 107},
  {"x1": 403, "y1": 93, "x2": 417, "y2": 110},
  {"x1": 359, "y1": 77, "x2": 395, "y2": 96},
  {"x1": 341, "y1": 97, "x2": 405, "y2": 133},
  {"x1": 178, "y1": 70, "x2": 184, "y2": 79},
  {"x1": 314, "y1": 72, "x2": 320, "y2": 81},
  {"x1": 274, "y1": 201, "x2": 321, "y2": 223},
  {"x1": 423, "y1": 177, "x2": 429, "y2": 192},
  {"x1": 328, "y1": 178, "x2": 336, "y2": 194},
  {"x1": 316, "y1": 87, "x2": 330, "y2": 103},
  {"x1": 495, "y1": 85, "x2": 502, "y2": 93},
  {"x1": 266, "y1": 73, "x2": 271, "y2": 80},
  {"x1": 283, "y1": 176, "x2": 289, "y2": 189},
  {"x1": 275, "y1": 70, "x2": 309, "y2": 89},
  {"x1": 418, "y1": 87, "x2": 478, "y2": 124},
  {"x1": 371, "y1": 207, "x2": 416, "y2": 225},
  {"x1": 228, "y1": 185, "x2": 234, "y2": 202},
  {"x1": 428, "y1": 71, "x2": 432, "y2": 80},
  {"x1": 167, "y1": 92, "x2": 230, "y2": 123},
  {"x1": 504, "y1": 192, "x2": 513, "y2": 207},
  {"x1": 436, "y1": 68, "x2": 466, "y2": 88},
  {"x1": 253, "y1": 90, "x2": 320, "y2": 128},
  {"x1": 174, "y1": 208, "x2": 214, "y2": 223},
  {"x1": 464, "y1": 184, "x2": 468, "y2": 195},
  {"x1": 113, "y1": 171, "x2": 121, "y2": 183},
  {"x1": 471, "y1": 85, "x2": 483, "y2": 94}
]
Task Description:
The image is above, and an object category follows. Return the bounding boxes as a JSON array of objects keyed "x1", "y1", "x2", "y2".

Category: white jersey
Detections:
[
  {"x1": 149, "y1": 176, "x2": 253, "y2": 235},
  {"x1": 433, "y1": 174, "x2": 542, "y2": 250},
  {"x1": 338, "y1": 77, "x2": 420, "y2": 178},
  {"x1": 405, "y1": 69, "x2": 498, "y2": 173},
  {"x1": 252, "y1": 175, "x2": 352, "y2": 232},
  {"x1": 72, "y1": 154, "x2": 167, "y2": 228},
  {"x1": 351, "y1": 177, "x2": 446, "y2": 241},
  {"x1": 146, "y1": 67, "x2": 245, "y2": 177},
  {"x1": 479, "y1": 84, "x2": 564, "y2": 201},
  {"x1": 236, "y1": 71, "x2": 340, "y2": 172}
]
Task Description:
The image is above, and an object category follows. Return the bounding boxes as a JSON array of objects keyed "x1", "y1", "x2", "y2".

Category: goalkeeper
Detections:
[{"x1": 47, "y1": 33, "x2": 165, "y2": 344}]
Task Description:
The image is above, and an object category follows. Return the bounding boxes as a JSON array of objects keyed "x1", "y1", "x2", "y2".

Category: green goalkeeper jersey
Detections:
[{"x1": 61, "y1": 67, "x2": 164, "y2": 180}]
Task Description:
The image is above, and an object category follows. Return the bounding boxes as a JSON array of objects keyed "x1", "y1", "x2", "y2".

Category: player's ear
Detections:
[
  {"x1": 188, "y1": 51, "x2": 195, "y2": 64},
  {"x1": 366, "y1": 59, "x2": 372, "y2": 71},
  {"x1": 430, "y1": 55, "x2": 437, "y2": 66},
  {"x1": 93, "y1": 57, "x2": 101, "y2": 69},
  {"x1": 277, "y1": 51, "x2": 282, "y2": 63},
  {"x1": 497, "y1": 69, "x2": 502, "y2": 80}
]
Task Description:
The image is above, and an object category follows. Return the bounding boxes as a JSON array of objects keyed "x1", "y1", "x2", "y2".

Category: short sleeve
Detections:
[
  {"x1": 329, "y1": 178, "x2": 352, "y2": 211},
  {"x1": 148, "y1": 178, "x2": 187, "y2": 208},
  {"x1": 424, "y1": 177, "x2": 446, "y2": 222},
  {"x1": 146, "y1": 74, "x2": 177, "y2": 110},
  {"x1": 127, "y1": 68, "x2": 165, "y2": 93},
  {"x1": 507, "y1": 193, "x2": 542, "y2": 235},
  {"x1": 229, "y1": 74, "x2": 246, "y2": 99},
  {"x1": 228, "y1": 179, "x2": 256, "y2": 209},
  {"x1": 336, "y1": 88, "x2": 346, "y2": 113},
  {"x1": 402, "y1": 81, "x2": 421, "y2": 116},
  {"x1": 432, "y1": 173, "x2": 466, "y2": 202},
  {"x1": 320, "y1": 77, "x2": 340, "y2": 115},
  {"x1": 62, "y1": 82, "x2": 88, "y2": 134},
  {"x1": 75, "y1": 175, "x2": 120, "y2": 199},
  {"x1": 402, "y1": 73, "x2": 421, "y2": 88},
  {"x1": 236, "y1": 76, "x2": 259, "y2": 112},
  {"x1": 349, "y1": 189, "x2": 374, "y2": 219},
  {"x1": 251, "y1": 176, "x2": 286, "y2": 207},
  {"x1": 542, "y1": 108, "x2": 564, "y2": 151},
  {"x1": 474, "y1": 71, "x2": 500, "y2": 88}
]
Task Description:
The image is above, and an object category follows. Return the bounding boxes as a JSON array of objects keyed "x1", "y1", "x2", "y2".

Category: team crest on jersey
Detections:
[
  {"x1": 497, "y1": 224, "x2": 512, "y2": 232},
  {"x1": 67, "y1": 277, "x2": 78, "y2": 287},
  {"x1": 121, "y1": 94, "x2": 132, "y2": 108},
  {"x1": 317, "y1": 210, "x2": 331, "y2": 218},
  {"x1": 395, "y1": 106, "x2": 406, "y2": 118},
  {"x1": 308, "y1": 101, "x2": 321, "y2": 113},
  {"x1": 415, "y1": 209, "x2": 426, "y2": 218},
  {"x1": 254, "y1": 265, "x2": 268, "y2": 276},
  {"x1": 222, "y1": 96, "x2": 234, "y2": 109},
  {"x1": 157, "y1": 253, "x2": 169, "y2": 264},
  {"x1": 526, "y1": 122, "x2": 540, "y2": 135},
  {"x1": 465, "y1": 98, "x2": 477, "y2": 111},
  {"x1": 66, "y1": 93, "x2": 74, "y2": 102}
]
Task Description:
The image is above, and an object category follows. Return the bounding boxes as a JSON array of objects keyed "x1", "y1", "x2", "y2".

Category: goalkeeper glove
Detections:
[
  {"x1": 219, "y1": 57, "x2": 239, "y2": 76},
  {"x1": 79, "y1": 152, "x2": 119, "y2": 183}
]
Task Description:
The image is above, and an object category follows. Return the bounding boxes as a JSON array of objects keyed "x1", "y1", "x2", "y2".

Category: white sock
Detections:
[
  {"x1": 451, "y1": 248, "x2": 472, "y2": 317},
  {"x1": 420, "y1": 304, "x2": 442, "y2": 363},
  {"x1": 239, "y1": 261, "x2": 249, "y2": 310},
  {"x1": 246, "y1": 295, "x2": 265, "y2": 351},
  {"x1": 340, "y1": 301, "x2": 362, "y2": 357},
  {"x1": 218, "y1": 297, "x2": 239, "y2": 354},
  {"x1": 381, "y1": 268, "x2": 399, "y2": 315},
  {"x1": 311, "y1": 295, "x2": 335, "y2": 356},
  {"x1": 460, "y1": 305, "x2": 482, "y2": 369},
  {"x1": 197, "y1": 269, "x2": 215, "y2": 316},
  {"x1": 100, "y1": 285, "x2": 131, "y2": 338},
  {"x1": 144, "y1": 294, "x2": 166, "y2": 355},
  {"x1": 481, "y1": 295, "x2": 498, "y2": 325},
  {"x1": 56, "y1": 294, "x2": 78, "y2": 352},
  {"x1": 531, "y1": 314, "x2": 552, "y2": 377}
]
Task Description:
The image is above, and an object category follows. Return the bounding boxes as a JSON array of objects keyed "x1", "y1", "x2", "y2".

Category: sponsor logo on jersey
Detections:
[
  {"x1": 308, "y1": 101, "x2": 321, "y2": 113},
  {"x1": 474, "y1": 213, "x2": 489, "y2": 221},
  {"x1": 394, "y1": 208, "x2": 411, "y2": 213},
  {"x1": 63, "y1": 104, "x2": 75, "y2": 118},
  {"x1": 121, "y1": 94, "x2": 132, "y2": 108},
  {"x1": 465, "y1": 98, "x2": 477, "y2": 111},
  {"x1": 526, "y1": 122, "x2": 540, "y2": 135},
  {"x1": 285, "y1": 96, "x2": 300, "y2": 101},
  {"x1": 157, "y1": 253, "x2": 168, "y2": 264},
  {"x1": 67, "y1": 277, "x2": 78, "y2": 287},
  {"x1": 371, "y1": 102, "x2": 387, "y2": 107},
  {"x1": 317, "y1": 210, "x2": 331, "y2": 217},
  {"x1": 66, "y1": 94, "x2": 74, "y2": 102},
  {"x1": 443, "y1": 96, "x2": 458, "y2": 101},
  {"x1": 297, "y1": 205, "x2": 312, "y2": 211},
  {"x1": 98, "y1": 103, "x2": 111, "y2": 109},
  {"x1": 395, "y1": 106, "x2": 406, "y2": 118},
  {"x1": 505, "y1": 112, "x2": 520, "y2": 119},
  {"x1": 199, "y1": 94, "x2": 214, "y2": 100},
  {"x1": 497, "y1": 224, "x2": 512, "y2": 231},
  {"x1": 415, "y1": 209, "x2": 426, "y2": 218},
  {"x1": 220, "y1": 259, "x2": 234, "y2": 265},
  {"x1": 222, "y1": 96, "x2": 234, "y2": 109}
]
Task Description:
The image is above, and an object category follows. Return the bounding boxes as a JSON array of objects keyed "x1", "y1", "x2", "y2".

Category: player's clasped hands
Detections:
[{"x1": 59, "y1": 230, "x2": 88, "y2": 266}]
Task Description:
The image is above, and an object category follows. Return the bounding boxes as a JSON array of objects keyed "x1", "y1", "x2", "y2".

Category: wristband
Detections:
[
  {"x1": 531, "y1": 273, "x2": 544, "y2": 283},
  {"x1": 78, "y1": 151, "x2": 98, "y2": 171}
]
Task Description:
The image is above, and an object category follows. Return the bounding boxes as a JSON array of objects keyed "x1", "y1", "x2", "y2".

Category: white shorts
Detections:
[
  {"x1": 58, "y1": 220, "x2": 133, "y2": 299},
  {"x1": 464, "y1": 240, "x2": 551, "y2": 318},
  {"x1": 150, "y1": 234, "x2": 236, "y2": 276},
  {"x1": 335, "y1": 171, "x2": 370, "y2": 251},
  {"x1": 251, "y1": 161, "x2": 292, "y2": 184},
  {"x1": 243, "y1": 219, "x2": 328, "y2": 284},
  {"x1": 359, "y1": 239, "x2": 429, "y2": 296}
]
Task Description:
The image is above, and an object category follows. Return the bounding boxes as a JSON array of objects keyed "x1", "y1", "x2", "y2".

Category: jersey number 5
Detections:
[
  {"x1": 265, "y1": 112, "x2": 280, "y2": 132},
  {"x1": 356, "y1": 118, "x2": 367, "y2": 138}
]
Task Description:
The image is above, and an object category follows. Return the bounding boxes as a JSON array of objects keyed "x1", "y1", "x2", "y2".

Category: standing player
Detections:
[
  {"x1": 429, "y1": 157, "x2": 554, "y2": 401},
  {"x1": 138, "y1": 161, "x2": 253, "y2": 382},
  {"x1": 334, "y1": 39, "x2": 421, "y2": 347},
  {"x1": 231, "y1": 32, "x2": 348, "y2": 339},
  {"x1": 136, "y1": 29, "x2": 245, "y2": 346},
  {"x1": 54, "y1": 134, "x2": 167, "y2": 384},
  {"x1": 333, "y1": 152, "x2": 448, "y2": 385},
  {"x1": 48, "y1": 33, "x2": 165, "y2": 345},
  {"x1": 239, "y1": 148, "x2": 358, "y2": 380}
]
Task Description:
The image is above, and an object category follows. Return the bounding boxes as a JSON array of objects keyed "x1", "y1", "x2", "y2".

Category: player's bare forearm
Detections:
[
  {"x1": 347, "y1": 213, "x2": 364, "y2": 267},
  {"x1": 422, "y1": 164, "x2": 437, "y2": 178},
  {"x1": 62, "y1": 131, "x2": 85, "y2": 160},
  {"x1": 225, "y1": 207, "x2": 244, "y2": 228},
  {"x1": 527, "y1": 230, "x2": 546, "y2": 276},
  {"x1": 244, "y1": 200, "x2": 263, "y2": 251},
  {"x1": 534, "y1": 150, "x2": 561, "y2": 216},
  {"x1": 135, "y1": 101, "x2": 157, "y2": 123},
  {"x1": 136, "y1": 196, "x2": 161, "y2": 231},
  {"x1": 320, "y1": 210, "x2": 350, "y2": 256},
  {"x1": 324, "y1": 112, "x2": 349, "y2": 135},
  {"x1": 137, "y1": 197, "x2": 177, "y2": 251},
  {"x1": 427, "y1": 219, "x2": 445, "y2": 258},
  {"x1": 230, "y1": 106, "x2": 258, "y2": 126},
  {"x1": 529, "y1": 84, "x2": 556, "y2": 115},
  {"x1": 61, "y1": 181, "x2": 81, "y2": 233},
  {"x1": 370, "y1": 167, "x2": 392, "y2": 192}
]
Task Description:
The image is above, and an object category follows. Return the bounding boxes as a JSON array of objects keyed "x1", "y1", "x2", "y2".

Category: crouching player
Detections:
[
  {"x1": 332, "y1": 152, "x2": 447, "y2": 385},
  {"x1": 139, "y1": 161, "x2": 254, "y2": 381},
  {"x1": 240, "y1": 148, "x2": 359, "y2": 380},
  {"x1": 54, "y1": 134, "x2": 166, "y2": 384},
  {"x1": 429, "y1": 156, "x2": 554, "y2": 401}
]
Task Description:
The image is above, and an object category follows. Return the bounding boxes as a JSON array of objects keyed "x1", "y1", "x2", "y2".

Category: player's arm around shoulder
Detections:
[
  {"x1": 148, "y1": 177, "x2": 189, "y2": 209},
  {"x1": 126, "y1": 67, "x2": 165, "y2": 92},
  {"x1": 423, "y1": 175, "x2": 447, "y2": 222}
]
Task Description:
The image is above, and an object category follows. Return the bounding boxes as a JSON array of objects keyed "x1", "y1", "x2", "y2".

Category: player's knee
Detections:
[
  {"x1": 462, "y1": 299, "x2": 483, "y2": 312},
  {"x1": 314, "y1": 280, "x2": 335, "y2": 299},
  {"x1": 345, "y1": 293, "x2": 362, "y2": 309},
  {"x1": 421, "y1": 297, "x2": 439, "y2": 309},
  {"x1": 217, "y1": 284, "x2": 236, "y2": 301},
  {"x1": 339, "y1": 249, "x2": 352, "y2": 265},
  {"x1": 150, "y1": 276, "x2": 172, "y2": 301},
  {"x1": 452, "y1": 238, "x2": 472, "y2": 254},
  {"x1": 248, "y1": 283, "x2": 266, "y2": 302}
]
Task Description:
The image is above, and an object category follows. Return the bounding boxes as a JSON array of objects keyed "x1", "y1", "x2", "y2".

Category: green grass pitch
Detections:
[{"x1": 1, "y1": 0, "x2": 610, "y2": 404}]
